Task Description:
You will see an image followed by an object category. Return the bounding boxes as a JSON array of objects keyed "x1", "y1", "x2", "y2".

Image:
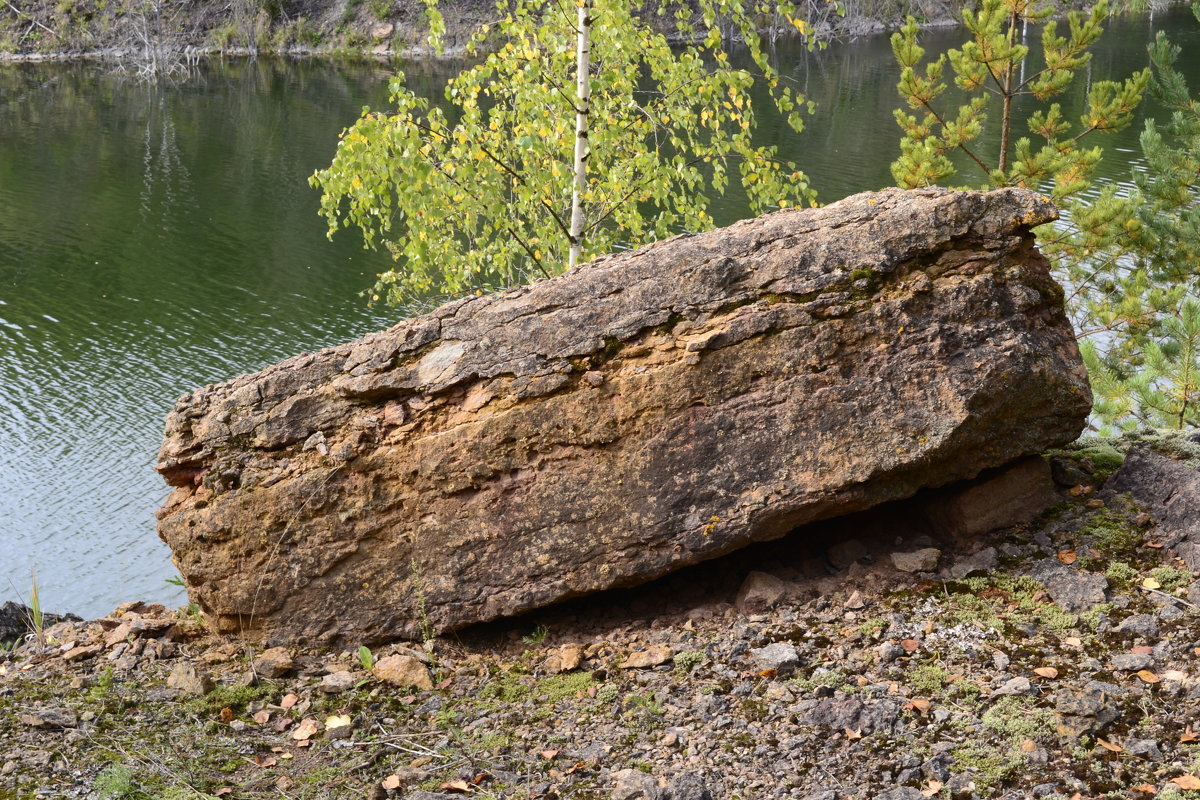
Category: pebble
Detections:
[
  {"x1": 165, "y1": 662, "x2": 214, "y2": 697},
  {"x1": 891, "y1": 548, "x2": 941, "y2": 573},
  {"x1": 749, "y1": 642, "x2": 800, "y2": 674},
  {"x1": 318, "y1": 670, "x2": 356, "y2": 694}
]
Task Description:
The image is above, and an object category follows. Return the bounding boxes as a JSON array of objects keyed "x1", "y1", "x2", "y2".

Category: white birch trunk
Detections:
[{"x1": 568, "y1": 0, "x2": 592, "y2": 269}]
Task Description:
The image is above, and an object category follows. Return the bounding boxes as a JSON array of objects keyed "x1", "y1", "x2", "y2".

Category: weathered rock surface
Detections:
[
  {"x1": 1109, "y1": 447, "x2": 1200, "y2": 570},
  {"x1": 155, "y1": 187, "x2": 1090, "y2": 645}
]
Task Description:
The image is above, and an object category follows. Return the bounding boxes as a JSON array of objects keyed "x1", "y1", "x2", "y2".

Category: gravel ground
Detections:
[{"x1": 3, "y1": 444, "x2": 1200, "y2": 800}]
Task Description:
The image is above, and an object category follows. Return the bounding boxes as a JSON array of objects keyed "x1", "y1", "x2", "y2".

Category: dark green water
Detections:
[{"x1": 1, "y1": 8, "x2": 1198, "y2": 617}]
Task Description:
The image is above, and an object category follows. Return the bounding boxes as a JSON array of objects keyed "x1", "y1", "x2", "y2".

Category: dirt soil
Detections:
[{"x1": 3, "y1": 436, "x2": 1200, "y2": 800}]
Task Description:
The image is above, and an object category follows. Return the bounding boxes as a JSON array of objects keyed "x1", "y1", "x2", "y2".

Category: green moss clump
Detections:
[
  {"x1": 673, "y1": 650, "x2": 706, "y2": 675},
  {"x1": 907, "y1": 663, "x2": 949, "y2": 695},
  {"x1": 1079, "y1": 508, "x2": 1142, "y2": 558},
  {"x1": 982, "y1": 696, "x2": 1057, "y2": 744},
  {"x1": 186, "y1": 683, "x2": 271, "y2": 717},
  {"x1": 538, "y1": 671, "x2": 594, "y2": 702},
  {"x1": 1104, "y1": 561, "x2": 1139, "y2": 591},
  {"x1": 1148, "y1": 565, "x2": 1193, "y2": 591}
]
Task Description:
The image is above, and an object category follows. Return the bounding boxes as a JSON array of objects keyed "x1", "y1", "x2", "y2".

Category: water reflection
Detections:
[{"x1": 0, "y1": 6, "x2": 1197, "y2": 617}]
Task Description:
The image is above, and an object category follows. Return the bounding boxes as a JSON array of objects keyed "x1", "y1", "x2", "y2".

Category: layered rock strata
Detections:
[{"x1": 156, "y1": 187, "x2": 1091, "y2": 645}]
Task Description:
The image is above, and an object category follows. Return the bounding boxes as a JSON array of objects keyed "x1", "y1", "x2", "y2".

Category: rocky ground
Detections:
[{"x1": 4, "y1": 434, "x2": 1200, "y2": 800}]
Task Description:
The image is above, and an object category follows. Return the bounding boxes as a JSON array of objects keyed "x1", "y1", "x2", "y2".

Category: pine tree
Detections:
[
  {"x1": 890, "y1": 1, "x2": 1149, "y2": 332},
  {"x1": 1083, "y1": 3, "x2": 1200, "y2": 430},
  {"x1": 310, "y1": 0, "x2": 838, "y2": 305}
]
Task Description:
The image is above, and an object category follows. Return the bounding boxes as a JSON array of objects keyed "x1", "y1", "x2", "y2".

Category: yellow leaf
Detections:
[
  {"x1": 382, "y1": 775, "x2": 402, "y2": 790},
  {"x1": 1096, "y1": 737, "x2": 1123, "y2": 752},
  {"x1": 325, "y1": 714, "x2": 352, "y2": 730},
  {"x1": 1033, "y1": 667, "x2": 1059, "y2": 679},
  {"x1": 1136, "y1": 670, "x2": 1161, "y2": 684},
  {"x1": 1142, "y1": 577, "x2": 1161, "y2": 589}
]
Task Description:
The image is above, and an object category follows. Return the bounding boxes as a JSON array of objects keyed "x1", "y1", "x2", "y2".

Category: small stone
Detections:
[
  {"x1": 103, "y1": 622, "x2": 132, "y2": 648},
  {"x1": 544, "y1": 643, "x2": 584, "y2": 674},
  {"x1": 1124, "y1": 738, "x2": 1163, "y2": 760},
  {"x1": 370, "y1": 22, "x2": 394, "y2": 40},
  {"x1": 665, "y1": 773, "x2": 713, "y2": 800},
  {"x1": 20, "y1": 707, "x2": 78, "y2": 729},
  {"x1": 373, "y1": 654, "x2": 434, "y2": 691},
  {"x1": 1110, "y1": 653, "x2": 1152, "y2": 671},
  {"x1": 1158, "y1": 604, "x2": 1184, "y2": 621},
  {"x1": 764, "y1": 683, "x2": 795, "y2": 702},
  {"x1": 1030, "y1": 561, "x2": 1109, "y2": 613},
  {"x1": 1113, "y1": 614, "x2": 1159, "y2": 641},
  {"x1": 827, "y1": 539, "x2": 869, "y2": 570},
  {"x1": 62, "y1": 644, "x2": 102, "y2": 662},
  {"x1": 611, "y1": 768, "x2": 664, "y2": 800},
  {"x1": 166, "y1": 662, "x2": 214, "y2": 697},
  {"x1": 943, "y1": 546, "x2": 999, "y2": 580},
  {"x1": 992, "y1": 676, "x2": 1032, "y2": 697},
  {"x1": 20, "y1": 705, "x2": 77, "y2": 734},
  {"x1": 735, "y1": 571, "x2": 791, "y2": 614},
  {"x1": 1049, "y1": 456, "x2": 1090, "y2": 488},
  {"x1": 844, "y1": 590, "x2": 866, "y2": 610},
  {"x1": 252, "y1": 646, "x2": 294, "y2": 678},
  {"x1": 750, "y1": 642, "x2": 800, "y2": 674},
  {"x1": 877, "y1": 642, "x2": 905, "y2": 663},
  {"x1": 319, "y1": 670, "x2": 357, "y2": 694},
  {"x1": 619, "y1": 645, "x2": 673, "y2": 669},
  {"x1": 891, "y1": 548, "x2": 941, "y2": 573},
  {"x1": 584, "y1": 371, "x2": 606, "y2": 387}
]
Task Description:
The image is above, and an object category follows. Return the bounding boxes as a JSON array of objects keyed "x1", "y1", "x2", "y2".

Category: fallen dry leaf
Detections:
[
  {"x1": 1131, "y1": 645, "x2": 1154, "y2": 654},
  {"x1": 1136, "y1": 670, "x2": 1161, "y2": 684},
  {"x1": 254, "y1": 754, "x2": 278, "y2": 768},
  {"x1": 843, "y1": 727, "x2": 863, "y2": 740},
  {"x1": 275, "y1": 775, "x2": 294, "y2": 791},
  {"x1": 1064, "y1": 636, "x2": 1083, "y2": 647},
  {"x1": 900, "y1": 639, "x2": 920, "y2": 653},
  {"x1": 291, "y1": 717, "x2": 320, "y2": 741},
  {"x1": 1181, "y1": 726, "x2": 1198, "y2": 744},
  {"x1": 1171, "y1": 776, "x2": 1200, "y2": 790},
  {"x1": 252, "y1": 709, "x2": 271, "y2": 725},
  {"x1": 325, "y1": 714, "x2": 352, "y2": 730},
  {"x1": 1033, "y1": 667, "x2": 1059, "y2": 679},
  {"x1": 381, "y1": 775, "x2": 402, "y2": 790},
  {"x1": 1096, "y1": 737, "x2": 1123, "y2": 752},
  {"x1": 411, "y1": 756, "x2": 433, "y2": 768},
  {"x1": 439, "y1": 779, "x2": 471, "y2": 792},
  {"x1": 1130, "y1": 785, "x2": 1156, "y2": 794},
  {"x1": 219, "y1": 707, "x2": 234, "y2": 724},
  {"x1": 540, "y1": 750, "x2": 560, "y2": 760},
  {"x1": 1057, "y1": 549, "x2": 1077, "y2": 565},
  {"x1": 1019, "y1": 739, "x2": 1037, "y2": 753},
  {"x1": 907, "y1": 698, "x2": 932, "y2": 715},
  {"x1": 213, "y1": 790, "x2": 233, "y2": 797},
  {"x1": 279, "y1": 693, "x2": 298, "y2": 710},
  {"x1": 1142, "y1": 577, "x2": 1162, "y2": 589},
  {"x1": 920, "y1": 780, "x2": 942, "y2": 798},
  {"x1": 758, "y1": 669, "x2": 777, "y2": 678}
]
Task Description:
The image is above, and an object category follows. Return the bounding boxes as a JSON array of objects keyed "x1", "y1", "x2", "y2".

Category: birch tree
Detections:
[{"x1": 311, "y1": 0, "x2": 833, "y2": 305}]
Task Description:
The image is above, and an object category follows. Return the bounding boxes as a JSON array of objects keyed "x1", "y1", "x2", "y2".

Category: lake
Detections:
[{"x1": 1, "y1": 7, "x2": 1198, "y2": 618}]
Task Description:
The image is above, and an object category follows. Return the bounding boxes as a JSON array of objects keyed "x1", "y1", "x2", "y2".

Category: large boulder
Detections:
[{"x1": 155, "y1": 187, "x2": 1090, "y2": 645}]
